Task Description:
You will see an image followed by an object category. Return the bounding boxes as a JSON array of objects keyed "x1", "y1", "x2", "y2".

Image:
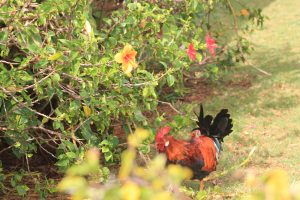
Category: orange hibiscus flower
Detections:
[{"x1": 114, "y1": 44, "x2": 138, "y2": 76}]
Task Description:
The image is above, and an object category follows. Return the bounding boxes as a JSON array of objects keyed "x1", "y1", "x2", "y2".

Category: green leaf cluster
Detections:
[{"x1": 0, "y1": 0, "x2": 265, "y2": 196}]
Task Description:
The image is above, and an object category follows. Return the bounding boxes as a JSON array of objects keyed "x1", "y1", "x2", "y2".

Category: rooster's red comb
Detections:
[{"x1": 155, "y1": 126, "x2": 171, "y2": 141}]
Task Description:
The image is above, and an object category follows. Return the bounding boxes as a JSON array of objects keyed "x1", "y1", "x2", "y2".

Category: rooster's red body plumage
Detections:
[{"x1": 155, "y1": 105, "x2": 233, "y2": 189}]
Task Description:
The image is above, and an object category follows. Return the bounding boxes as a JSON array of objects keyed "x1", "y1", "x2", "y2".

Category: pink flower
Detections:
[
  {"x1": 187, "y1": 43, "x2": 197, "y2": 61},
  {"x1": 206, "y1": 34, "x2": 217, "y2": 56}
]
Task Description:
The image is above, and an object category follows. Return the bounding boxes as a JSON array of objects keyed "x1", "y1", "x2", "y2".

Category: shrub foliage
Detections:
[{"x1": 0, "y1": 0, "x2": 264, "y2": 197}]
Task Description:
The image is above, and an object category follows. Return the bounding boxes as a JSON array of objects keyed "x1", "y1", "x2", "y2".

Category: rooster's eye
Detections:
[{"x1": 164, "y1": 140, "x2": 169, "y2": 147}]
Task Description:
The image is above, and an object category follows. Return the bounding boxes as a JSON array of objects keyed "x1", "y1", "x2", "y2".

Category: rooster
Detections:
[{"x1": 155, "y1": 105, "x2": 233, "y2": 190}]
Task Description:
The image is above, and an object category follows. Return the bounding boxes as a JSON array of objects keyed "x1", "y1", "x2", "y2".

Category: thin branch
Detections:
[
  {"x1": 115, "y1": 82, "x2": 153, "y2": 87},
  {"x1": 225, "y1": 0, "x2": 271, "y2": 76},
  {"x1": 26, "y1": 106, "x2": 56, "y2": 120},
  {"x1": 61, "y1": 73, "x2": 84, "y2": 83},
  {"x1": 198, "y1": 56, "x2": 210, "y2": 66},
  {"x1": 2, "y1": 89, "x2": 56, "y2": 120},
  {"x1": 34, "y1": 138, "x2": 57, "y2": 158},
  {"x1": 247, "y1": 61, "x2": 272, "y2": 76},
  {"x1": 0, "y1": 60, "x2": 20, "y2": 65},
  {"x1": 80, "y1": 63, "x2": 102, "y2": 67},
  {"x1": 25, "y1": 154, "x2": 31, "y2": 172},
  {"x1": 153, "y1": 101, "x2": 197, "y2": 122},
  {"x1": 59, "y1": 84, "x2": 82, "y2": 100},
  {"x1": 118, "y1": 142, "x2": 128, "y2": 147},
  {"x1": 80, "y1": 60, "x2": 113, "y2": 67},
  {"x1": 0, "y1": 144, "x2": 14, "y2": 155},
  {"x1": 31, "y1": 126, "x2": 62, "y2": 138},
  {"x1": 0, "y1": 70, "x2": 56, "y2": 94},
  {"x1": 157, "y1": 100, "x2": 182, "y2": 114},
  {"x1": 126, "y1": 120, "x2": 133, "y2": 134},
  {"x1": 113, "y1": 69, "x2": 174, "y2": 88},
  {"x1": 138, "y1": 151, "x2": 149, "y2": 165},
  {"x1": 73, "y1": 117, "x2": 91, "y2": 133},
  {"x1": 225, "y1": 0, "x2": 244, "y2": 57},
  {"x1": 19, "y1": 70, "x2": 56, "y2": 92}
]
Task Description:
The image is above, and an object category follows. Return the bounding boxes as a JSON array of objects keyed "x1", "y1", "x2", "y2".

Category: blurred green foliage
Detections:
[
  {"x1": 244, "y1": 169, "x2": 300, "y2": 200},
  {"x1": 58, "y1": 128, "x2": 192, "y2": 200}
]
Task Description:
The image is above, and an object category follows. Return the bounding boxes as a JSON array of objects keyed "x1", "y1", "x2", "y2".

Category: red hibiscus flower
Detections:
[
  {"x1": 206, "y1": 34, "x2": 217, "y2": 56},
  {"x1": 187, "y1": 43, "x2": 197, "y2": 61}
]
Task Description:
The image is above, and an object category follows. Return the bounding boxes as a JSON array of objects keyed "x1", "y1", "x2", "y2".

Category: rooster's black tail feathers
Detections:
[
  {"x1": 195, "y1": 105, "x2": 212, "y2": 136},
  {"x1": 195, "y1": 104, "x2": 233, "y2": 142}
]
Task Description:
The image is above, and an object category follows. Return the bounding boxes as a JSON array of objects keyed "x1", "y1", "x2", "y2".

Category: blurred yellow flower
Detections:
[
  {"x1": 118, "y1": 150, "x2": 135, "y2": 180},
  {"x1": 128, "y1": 128, "x2": 150, "y2": 147},
  {"x1": 121, "y1": 181, "x2": 140, "y2": 200},
  {"x1": 150, "y1": 192, "x2": 172, "y2": 200},
  {"x1": 264, "y1": 170, "x2": 291, "y2": 200},
  {"x1": 114, "y1": 44, "x2": 138, "y2": 76},
  {"x1": 168, "y1": 164, "x2": 192, "y2": 184}
]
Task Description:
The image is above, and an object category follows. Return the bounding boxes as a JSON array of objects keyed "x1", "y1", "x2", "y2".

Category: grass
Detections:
[{"x1": 188, "y1": 0, "x2": 300, "y2": 198}]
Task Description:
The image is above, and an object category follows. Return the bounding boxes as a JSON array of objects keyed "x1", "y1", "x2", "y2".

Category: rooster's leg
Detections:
[{"x1": 199, "y1": 180, "x2": 204, "y2": 190}]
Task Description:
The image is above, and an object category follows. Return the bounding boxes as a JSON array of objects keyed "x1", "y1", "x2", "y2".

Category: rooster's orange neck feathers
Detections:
[{"x1": 165, "y1": 136, "x2": 189, "y2": 162}]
